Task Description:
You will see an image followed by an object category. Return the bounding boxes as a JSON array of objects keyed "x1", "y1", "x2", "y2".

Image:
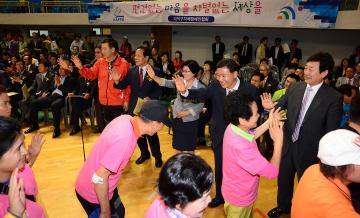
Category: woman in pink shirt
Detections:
[
  {"x1": 145, "y1": 153, "x2": 213, "y2": 218},
  {"x1": 0, "y1": 117, "x2": 45, "y2": 218},
  {"x1": 222, "y1": 92, "x2": 284, "y2": 217}
]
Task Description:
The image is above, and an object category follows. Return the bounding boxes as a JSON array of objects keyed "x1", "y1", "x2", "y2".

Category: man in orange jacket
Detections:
[{"x1": 60, "y1": 38, "x2": 130, "y2": 126}]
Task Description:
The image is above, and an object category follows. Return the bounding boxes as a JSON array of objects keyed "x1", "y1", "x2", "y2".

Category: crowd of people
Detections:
[{"x1": 0, "y1": 30, "x2": 359, "y2": 218}]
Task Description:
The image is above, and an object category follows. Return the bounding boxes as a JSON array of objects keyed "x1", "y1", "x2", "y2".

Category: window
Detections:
[
  {"x1": 29, "y1": 29, "x2": 49, "y2": 37},
  {"x1": 90, "y1": 27, "x2": 111, "y2": 36}
]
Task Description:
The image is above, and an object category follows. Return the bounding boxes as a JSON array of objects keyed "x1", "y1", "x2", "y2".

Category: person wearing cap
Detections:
[
  {"x1": 75, "y1": 100, "x2": 171, "y2": 218},
  {"x1": 291, "y1": 129, "x2": 360, "y2": 218}
]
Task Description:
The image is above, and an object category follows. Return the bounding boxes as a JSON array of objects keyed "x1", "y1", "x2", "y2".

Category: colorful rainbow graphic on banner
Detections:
[{"x1": 277, "y1": 6, "x2": 296, "y2": 20}]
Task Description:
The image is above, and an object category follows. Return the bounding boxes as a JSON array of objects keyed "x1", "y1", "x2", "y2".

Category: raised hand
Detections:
[
  {"x1": 58, "y1": 58, "x2": 70, "y2": 71},
  {"x1": 268, "y1": 107, "x2": 284, "y2": 123},
  {"x1": 8, "y1": 168, "x2": 26, "y2": 218},
  {"x1": 71, "y1": 55, "x2": 83, "y2": 70},
  {"x1": 261, "y1": 93, "x2": 275, "y2": 110},
  {"x1": 27, "y1": 133, "x2": 45, "y2": 166},
  {"x1": 111, "y1": 68, "x2": 121, "y2": 82},
  {"x1": 269, "y1": 118, "x2": 284, "y2": 147},
  {"x1": 173, "y1": 75, "x2": 186, "y2": 94},
  {"x1": 146, "y1": 64, "x2": 156, "y2": 79}
]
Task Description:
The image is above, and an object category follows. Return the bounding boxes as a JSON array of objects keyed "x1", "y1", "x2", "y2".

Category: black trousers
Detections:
[
  {"x1": 213, "y1": 141, "x2": 223, "y2": 201},
  {"x1": 94, "y1": 95, "x2": 106, "y2": 131},
  {"x1": 137, "y1": 134, "x2": 162, "y2": 160},
  {"x1": 29, "y1": 95, "x2": 65, "y2": 131},
  {"x1": 277, "y1": 141, "x2": 312, "y2": 211},
  {"x1": 76, "y1": 188, "x2": 125, "y2": 218},
  {"x1": 70, "y1": 97, "x2": 92, "y2": 128},
  {"x1": 101, "y1": 104, "x2": 124, "y2": 125}
]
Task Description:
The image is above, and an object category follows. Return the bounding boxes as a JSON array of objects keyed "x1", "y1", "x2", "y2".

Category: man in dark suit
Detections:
[
  {"x1": 157, "y1": 51, "x2": 175, "y2": 79},
  {"x1": 149, "y1": 32, "x2": 160, "y2": 51},
  {"x1": 349, "y1": 45, "x2": 360, "y2": 67},
  {"x1": 23, "y1": 54, "x2": 38, "y2": 75},
  {"x1": 25, "y1": 63, "x2": 75, "y2": 138},
  {"x1": 48, "y1": 53, "x2": 60, "y2": 75},
  {"x1": 8, "y1": 59, "x2": 35, "y2": 119},
  {"x1": 262, "y1": 52, "x2": 343, "y2": 217},
  {"x1": 212, "y1": 35, "x2": 225, "y2": 65},
  {"x1": 173, "y1": 59, "x2": 259, "y2": 208},
  {"x1": 288, "y1": 39, "x2": 302, "y2": 65},
  {"x1": 259, "y1": 63, "x2": 279, "y2": 94},
  {"x1": 270, "y1": 38, "x2": 284, "y2": 70},
  {"x1": 234, "y1": 36, "x2": 253, "y2": 67},
  {"x1": 112, "y1": 46, "x2": 164, "y2": 168}
]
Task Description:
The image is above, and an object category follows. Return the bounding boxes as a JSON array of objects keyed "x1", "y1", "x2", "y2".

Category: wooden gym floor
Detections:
[{"x1": 26, "y1": 121, "x2": 291, "y2": 218}]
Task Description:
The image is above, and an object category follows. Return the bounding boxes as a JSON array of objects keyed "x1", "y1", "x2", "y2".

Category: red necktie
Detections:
[{"x1": 139, "y1": 68, "x2": 144, "y2": 86}]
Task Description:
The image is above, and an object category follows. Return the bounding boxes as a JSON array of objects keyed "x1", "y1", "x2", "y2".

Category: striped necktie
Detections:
[{"x1": 292, "y1": 87, "x2": 312, "y2": 142}]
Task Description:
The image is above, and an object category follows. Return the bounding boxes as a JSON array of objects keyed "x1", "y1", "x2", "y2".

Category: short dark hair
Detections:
[
  {"x1": 175, "y1": 50, "x2": 182, "y2": 59},
  {"x1": 291, "y1": 39, "x2": 299, "y2": 44},
  {"x1": 288, "y1": 63, "x2": 299, "y2": 70},
  {"x1": 338, "y1": 84, "x2": 355, "y2": 97},
  {"x1": 216, "y1": 58, "x2": 239, "y2": 73},
  {"x1": 203, "y1": 60, "x2": 214, "y2": 72},
  {"x1": 49, "y1": 52, "x2": 58, "y2": 59},
  {"x1": 160, "y1": 51, "x2": 170, "y2": 59},
  {"x1": 0, "y1": 117, "x2": 21, "y2": 158},
  {"x1": 136, "y1": 46, "x2": 151, "y2": 58},
  {"x1": 16, "y1": 59, "x2": 25, "y2": 65},
  {"x1": 260, "y1": 58, "x2": 269, "y2": 64},
  {"x1": 260, "y1": 37, "x2": 268, "y2": 43},
  {"x1": 350, "y1": 95, "x2": 360, "y2": 125},
  {"x1": 345, "y1": 66, "x2": 356, "y2": 72},
  {"x1": 183, "y1": 60, "x2": 200, "y2": 76},
  {"x1": 225, "y1": 92, "x2": 255, "y2": 126},
  {"x1": 0, "y1": 85, "x2": 6, "y2": 95},
  {"x1": 158, "y1": 153, "x2": 213, "y2": 209},
  {"x1": 286, "y1": 73, "x2": 301, "y2": 81},
  {"x1": 306, "y1": 52, "x2": 335, "y2": 73},
  {"x1": 243, "y1": 36, "x2": 249, "y2": 40},
  {"x1": 250, "y1": 71, "x2": 264, "y2": 81},
  {"x1": 102, "y1": 38, "x2": 119, "y2": 52},
  {"x1": 319, "y1": 162, "x2": 350, "y2": 179}
]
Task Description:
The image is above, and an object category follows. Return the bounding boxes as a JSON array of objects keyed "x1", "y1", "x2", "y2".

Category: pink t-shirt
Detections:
[
  {"x1": 0, "y1": 195, "x2": 45, "y2": 218},
  {"x1": 145, "y1": 197, "x2": 171, "y2": 218},
  {"x1": 19, "y1": 164, "x2": 38, "y2": 196},
  {"x1": 75, "y1": 115, "x2": 139, "y2": 203},
  {"x1": 222, "y1": 124, "x2": 279, "y2": 207}
]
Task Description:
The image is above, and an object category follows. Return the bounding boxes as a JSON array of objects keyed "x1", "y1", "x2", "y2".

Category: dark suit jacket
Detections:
[
  {"x1": 28, "y1": 72, "x2": 54, "y2": 97},
  {"x1": 270, "y1": 46, "x2": 284, "y2": 63},
  {"x1": 290, "y1": 47, "x2": 302, "y2": 60},
  {"x1": 277, "y1": 82, "x2": 342, "y2": 170},
  {"x1": 235, "y1": 42, "x2": 253, "y2": 66},
  {"x1": 183, "y1": 78, "x2": 259, "y2": 147},
  {"x1": 113, "y1": 66, "x2": 163, "y2": 114},
  {"x1": 263, "y1": 73, "x2": 279, "y2": 94},
  {"x1": 10, "y1": 70, "x2": 35, "y2": 94},
  {"x1": 212, "y1": 42, "x2": 225, "y2": 58},
  {"x1": 48, "y1": 64, "x2": 60, "y2": 75},
  {"x1": 54, "y1": 75, "x2": 75, "y2": 98},
  {"x1": 349, "y1": 54, "x2": 360, "y2": 67},
  {"x1": 156, "y1": 61, "x2": 175, "y2": 79},
  {"x1": 150, "y1": 39, "x2": 160, "y2": 51}
]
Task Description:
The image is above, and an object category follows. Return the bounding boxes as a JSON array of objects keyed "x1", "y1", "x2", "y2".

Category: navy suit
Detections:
[
  {"x1": 276, "y1": 82, "x2": 342, "y2": 211},
  {"x1": 114, "y1": 66, "x2": 163, "y2": 160},
  {"x1": 183, "y1": 78, "x2": 259, "y2": 200}
]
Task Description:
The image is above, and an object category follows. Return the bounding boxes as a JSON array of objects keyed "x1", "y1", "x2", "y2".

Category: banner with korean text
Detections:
[{"x1": 88, "y1": 0, "x2": 341, "y2": 28}]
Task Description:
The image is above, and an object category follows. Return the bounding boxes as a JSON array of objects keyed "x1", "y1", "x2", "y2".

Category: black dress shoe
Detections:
[
  {"x1": 52, "y1": 130, "x2": 61, "y2": 138},
  {"x1": 155, "y1": 158, "x2": 163, "y2": 168},
  {"x1": 267, "y1": 207, "x2": 290, "y2": 218},
  {"x1": 135, "y1": 156, "x2": 150, "y2": 164},
  {"x1": 208, "y1": 198, "x2": 225, "y2": 208},
  {"x1": 24, "y1": 125, "x2": 39, "y2": 134},
  {"x1": 69, "y1": 127, "x2": 81, "y2": 136}
]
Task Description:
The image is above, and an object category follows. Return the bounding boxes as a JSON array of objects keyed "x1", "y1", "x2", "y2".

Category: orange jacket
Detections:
[{"x1": 80, "y1": 55, "x2": 131, "y2": 106}]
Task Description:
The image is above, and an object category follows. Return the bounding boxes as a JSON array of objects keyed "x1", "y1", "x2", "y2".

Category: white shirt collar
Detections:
[
  {"x1": 226, "y1": 77, "x2": 240, "y2": 95},
  {"x1": 306, "y1": 81, "x2": 323, "y2": 93}
]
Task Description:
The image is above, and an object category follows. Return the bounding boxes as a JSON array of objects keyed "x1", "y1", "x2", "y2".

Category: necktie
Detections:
[
  {"x1": 242, "y1": 44, "x2": 247, "y2": 56},
  {"x1": 139, "y1": 68, "x2": 144, "y2": 86},
  {"x1": 292, "y1": 87, "x2": 313, "y2": 142}
]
